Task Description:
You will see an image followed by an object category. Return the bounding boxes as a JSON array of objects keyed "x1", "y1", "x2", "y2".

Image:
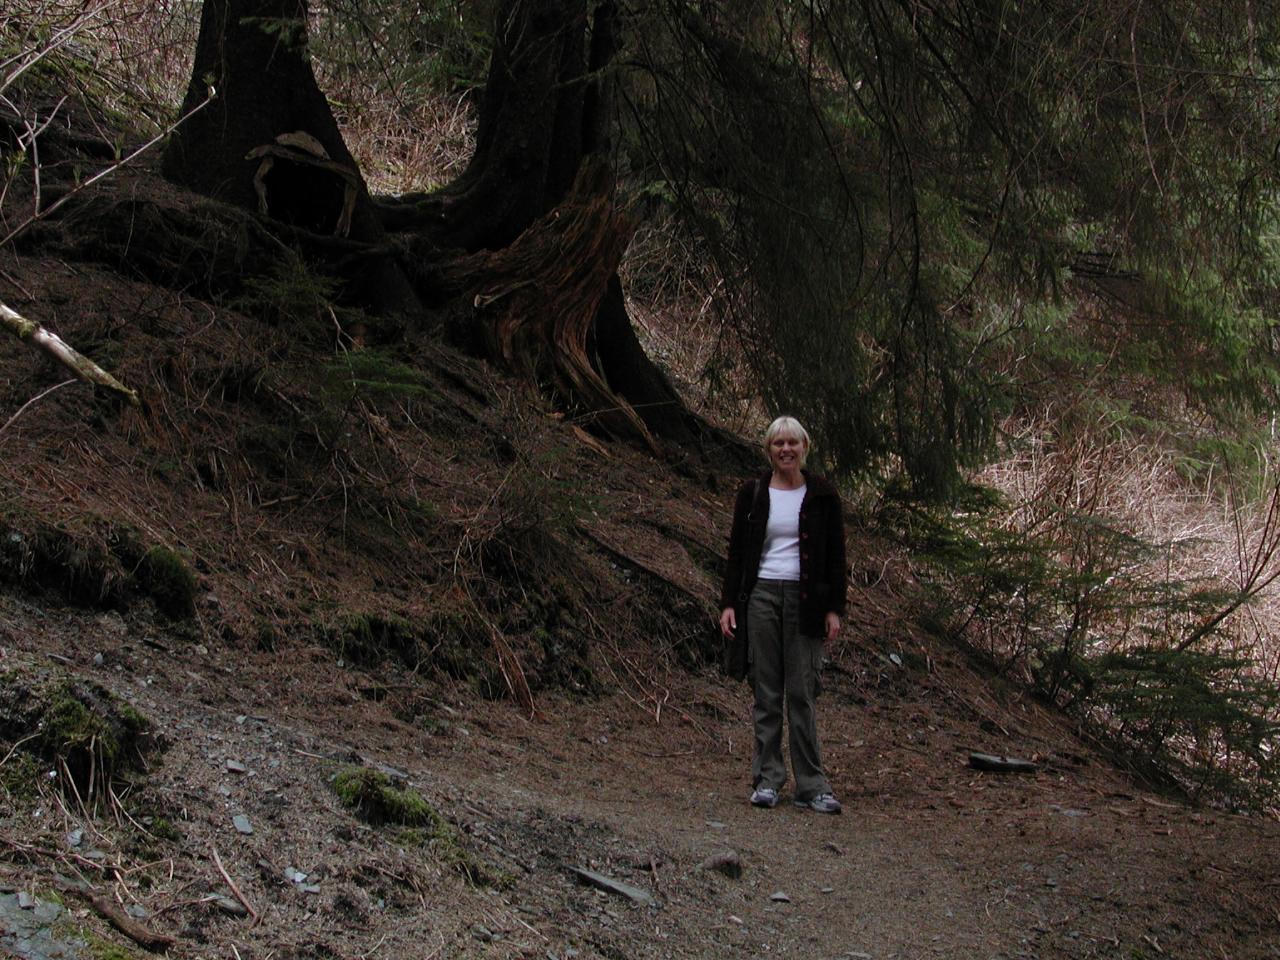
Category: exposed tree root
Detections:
[{"x1": 447, "y1": 161, "x2": 657, "y2": 451}]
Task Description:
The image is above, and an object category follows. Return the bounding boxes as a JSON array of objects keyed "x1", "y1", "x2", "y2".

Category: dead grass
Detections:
[{"x1": 977, "y1": 414, "x2": 1280, "y2": 682}]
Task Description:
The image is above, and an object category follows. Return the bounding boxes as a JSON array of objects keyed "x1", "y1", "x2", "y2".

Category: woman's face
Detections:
[{"x1": 768, "y1": 433, "x2": 806, "y2": 472}]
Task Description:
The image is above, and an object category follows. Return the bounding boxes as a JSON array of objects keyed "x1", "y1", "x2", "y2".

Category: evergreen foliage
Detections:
[
  {"x1": 889, "y1": 483, "x2": 1280, "y2": 810},
  {"x1": 625, "y1": 1, "x2": 1280, "y2": 493}
]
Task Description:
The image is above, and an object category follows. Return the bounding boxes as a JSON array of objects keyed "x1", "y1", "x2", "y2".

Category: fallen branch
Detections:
[
  {"x1": 1, "y1": 302, "x2": 138, "y2": 405},
  {"x1": 64, "y1": 883, "x2": 178, "y2": 952},
  {"x1": 209, "y1": 843, "x2": 259, "y2": 924}
]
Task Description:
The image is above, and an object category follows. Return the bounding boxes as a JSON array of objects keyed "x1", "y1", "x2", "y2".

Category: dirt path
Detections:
[{"x1": 4, "y1": 600, "x2": 1278, "y2": 960}]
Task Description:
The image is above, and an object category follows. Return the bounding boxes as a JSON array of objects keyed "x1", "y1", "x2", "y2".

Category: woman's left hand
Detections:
[{"x1": 824, "y1": 612, "x2": 841, "y2": 642}]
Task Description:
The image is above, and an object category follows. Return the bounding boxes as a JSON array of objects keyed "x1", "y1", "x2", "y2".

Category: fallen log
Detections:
[{"x1": 0, "y1": 301, "x2": 139, "y2": 405}]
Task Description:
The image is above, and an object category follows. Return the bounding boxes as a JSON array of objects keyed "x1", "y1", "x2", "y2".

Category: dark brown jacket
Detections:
[{"x1": 719, "y1": 470, "x2": 848, "y2": 637}]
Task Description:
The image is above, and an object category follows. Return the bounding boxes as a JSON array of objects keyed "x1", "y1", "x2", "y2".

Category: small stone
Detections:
[
  {"x1": 66, "y1": 829, "x2": 83, "y2": 848},
  {"x1": 93, "y1": 653, "x2": 104, "y2": 667},
  {"x1": 17, "y1": 891, "x2": 35, "y2": 909},
  {"x1": 195, "y1": 644, "x2": 209, "y2": 655},
  {"x1": 218, "y1": 783, "x2": 232, "y2": 797},
  {"x1": 213, "y1": 896, "x2": 248, "y2": 916},
  {"x1": 126, "y1": 904, "x2": 148, "y2": 919},
  {"x1": 1049, "y1": 805, "x2": 1087, "y2": 817},
  {"x1": 84, "y1": 850, "x2": 107, "y2": 861},
  {"x1": 968, "y1": 752, "x2": 1038, "y2": 774},
  {"x1": 236, "y1": 715, "x2": 247, "y2": 725},
  {"x1": 570, "y1": 867, "x2": 655, "y2": 906},
  {"x1": 300, "y1": 884, "x2": 321, "y2": 894},
  {"x1": 821, "y1": 886, "x2": 834, "y2": 894},
  {"x1": 769, "y1": 891, "x2": 790, "y2": 903},
  {"x1": 847, "y1": 953, "x2": 872, "y2": 959},
  {"x1": 473, "y1": 925, "x2": 495, "y2": 942},
  {"x1": 232, "y1": 814, "x2": 253, "y2": 835},
  {"x1": 225, "y1": 759, "x2": 248, "y2": 774},
  {"x1": 705, "y1": 820, "x2": 726, "y2": 830}
]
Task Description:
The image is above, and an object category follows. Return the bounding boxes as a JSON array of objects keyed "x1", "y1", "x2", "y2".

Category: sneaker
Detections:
[
  {"x1": 750, "y1": 786, "x2": 779, "y2": 808},
  {"x1": 794, "y1": 792, "x2": 842, "y2": 814}
]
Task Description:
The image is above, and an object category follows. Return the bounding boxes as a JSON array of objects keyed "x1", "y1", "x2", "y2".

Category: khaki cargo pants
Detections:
[{"x1": 747, "y1": 578, "x2": 831, "y2": 800}]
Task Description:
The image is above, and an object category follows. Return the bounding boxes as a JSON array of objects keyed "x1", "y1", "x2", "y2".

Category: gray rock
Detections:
[
  {"x1": 17, "y1": 891, "x2": 35, "y2": 909},
  {"x1": 212, "y1": 896, "x2": 248, "y2": 916},
  {"x1": 232, "y1": 814, "x2": 253, "y2": 835},
  {"x1": 968, "y1": 752, "x2": 1038, "y2": 774},
  {"x1": 225, "y1": 759, "x2": 248, "y2": 774},
  {"x1": 1049, "y1": 804, "x2": 1088, "y2": 817},
  {"x1": 65, "y1": 829, "x2": 83, "y2": 848},
  {"x1": 570, "y1": 867, "x2": 655, "y2": 906},
  {"x1": 126, "y1": 904, "x2": 148, "y2": 919},
  {"x1": 769, "y1": 891, "x2": 791, "y2": 903}
]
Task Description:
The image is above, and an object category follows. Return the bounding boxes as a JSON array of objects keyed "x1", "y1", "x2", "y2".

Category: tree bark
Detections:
[
  {"x1": 162, "y1": 0, "x2": 421, "y2": 320},
  {"x1": 383, "y1": 0, "x2": 592, "y2": 252},
  {"x1": 447, "y1": 161, "x2": 657, "y2": 449}
]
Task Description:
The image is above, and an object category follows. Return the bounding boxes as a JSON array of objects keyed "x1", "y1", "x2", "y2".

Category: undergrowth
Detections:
[{"x1": 887, "y1": 438, "x2": 1280, "y2": 811}]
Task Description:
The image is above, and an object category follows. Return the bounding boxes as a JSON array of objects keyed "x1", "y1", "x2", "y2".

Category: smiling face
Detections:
[
  {"x1": 768, "y1": 432, "x2": 807, "y2": 474},
  {"x1": 763, "y1": 416, "x2": 812, "y2": 480}
]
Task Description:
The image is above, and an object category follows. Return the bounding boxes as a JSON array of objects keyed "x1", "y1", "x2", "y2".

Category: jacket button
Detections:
[
  {"x1": 801, "y1": 592, "x2": 808, "y2": 600},
  {"x1": 801, "y1": 532, "x2": 809, "y2": 539}
]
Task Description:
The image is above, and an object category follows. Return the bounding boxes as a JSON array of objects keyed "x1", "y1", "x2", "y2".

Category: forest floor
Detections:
[{"x1": 1, "y1": 133, "x2": 1280, "y2": 960}]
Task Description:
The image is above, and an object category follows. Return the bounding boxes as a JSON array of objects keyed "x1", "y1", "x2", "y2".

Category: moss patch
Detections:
[
  {"x1": 134, "y1": 545, "x2": 197, "y2": 619},
  {"x1": 333, "y1": 767, "x2": 433, "y2": 826},
  {"x1": 37, "y1": 681, "x2": 154, "y2": 804},
  {"x1": 332, "y1": 767, "x2": 507, "y2": 887}
]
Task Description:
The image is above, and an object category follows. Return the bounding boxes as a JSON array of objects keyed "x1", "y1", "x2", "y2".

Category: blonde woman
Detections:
[{"x1": 719, "y1": 416, "x2": 847, "y2": 814}]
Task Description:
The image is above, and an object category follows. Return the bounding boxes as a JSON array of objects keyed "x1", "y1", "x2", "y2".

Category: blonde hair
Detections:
[{"x1": 763, "y1": 416, "x2": 811, "y2": 468}]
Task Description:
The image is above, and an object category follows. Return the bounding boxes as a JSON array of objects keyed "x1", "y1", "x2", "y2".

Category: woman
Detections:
[{"x1": 719, "y1": 416, "x2": 847, "y2": 814}]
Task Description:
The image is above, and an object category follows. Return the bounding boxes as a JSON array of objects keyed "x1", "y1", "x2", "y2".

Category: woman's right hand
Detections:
[{"x1": 719, "y1": 607, "x2": 737, "y2": 639}]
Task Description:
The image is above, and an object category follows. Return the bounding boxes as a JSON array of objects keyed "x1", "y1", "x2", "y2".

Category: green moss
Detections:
[
  {"x1": 330, "y1": 766, "x2": 507, "y2": 886},
  {"x1": 83, "y1": 931, "x2": 141, "y2": 960},
  {"x1": 38, "y1": 682, "x2": 151, "y2": 803},
  {"x1": 332, "y1": 767, "x2": 433, "y2": 826},
  {"x1": 136, "y1": 546, "x2": 197, "y2": 619},
  {"x1": 0, "y1": 752, "x2": 41, "y2": 806},
  {"x1": 147, "y1": 817, "x2": 182, "y2": 843}
]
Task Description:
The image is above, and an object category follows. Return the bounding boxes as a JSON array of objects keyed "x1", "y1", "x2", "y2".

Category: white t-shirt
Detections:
[{"x1": 758, "y1": 484, "x2": 806, "y2": 580}]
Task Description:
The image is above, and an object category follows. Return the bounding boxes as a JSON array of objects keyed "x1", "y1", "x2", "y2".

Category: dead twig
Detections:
[
  {"x1": 209, "y1": 843, "x2": 259, "y2": 924},
  {"x1": 0, "y1": 378, "x2": 76, "y2": 439}
]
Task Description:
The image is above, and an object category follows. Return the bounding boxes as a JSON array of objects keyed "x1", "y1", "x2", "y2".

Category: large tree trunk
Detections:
[
  {"x1": 382, "y1": 0, "x2": 592, "y2": 253},
  {"x1": 447, "y1": 161, "x2": 656, "y2": 448},
  {"x1": 162, "y1": 0, "x2": 420, "y2": 320},
  {"x1": 393, "y1": 1, "x2": 703, "y2": 447}
]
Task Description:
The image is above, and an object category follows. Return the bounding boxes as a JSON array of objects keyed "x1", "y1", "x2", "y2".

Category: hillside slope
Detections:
[{"x1": 2, "y1": 161, "x2": 1280, "y2": 960}]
